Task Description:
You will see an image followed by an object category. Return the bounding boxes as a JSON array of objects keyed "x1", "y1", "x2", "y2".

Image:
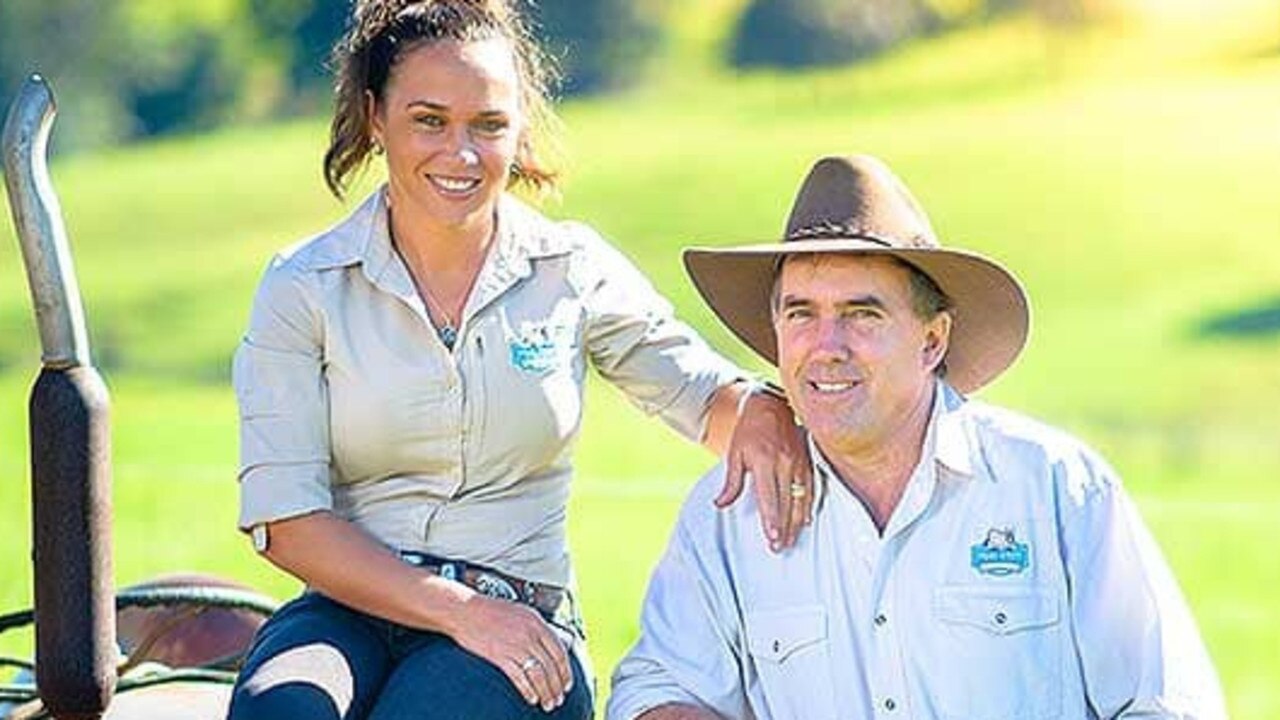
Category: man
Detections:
[{"x1": 606, "y1": 155, "x2": 1226, "y2": 720}]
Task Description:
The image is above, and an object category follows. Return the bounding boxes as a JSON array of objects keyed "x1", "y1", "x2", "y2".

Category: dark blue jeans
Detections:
[{"x1": 227, "y1": 592, "x2": 594, "y2": 720}]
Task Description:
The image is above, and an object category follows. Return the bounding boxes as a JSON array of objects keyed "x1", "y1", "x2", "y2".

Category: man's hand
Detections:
[{"x1": 716, "y1": 387, "x2": 812, "y2": 552}]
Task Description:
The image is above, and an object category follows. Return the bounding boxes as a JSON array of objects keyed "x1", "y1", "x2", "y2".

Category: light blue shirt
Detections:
[{"x1": 608, "y1": 382, "x2": 1226, "y2": 720}]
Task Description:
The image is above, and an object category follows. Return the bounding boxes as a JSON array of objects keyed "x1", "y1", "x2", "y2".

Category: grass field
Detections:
[{"x1": 2, "y1": 12, "x2": 1279, "y2": 718}]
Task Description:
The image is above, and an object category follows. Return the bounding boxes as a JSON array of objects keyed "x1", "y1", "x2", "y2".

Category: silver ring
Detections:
[{"x1": 520, "y1": 656, "x2": 540, "y2": 672}]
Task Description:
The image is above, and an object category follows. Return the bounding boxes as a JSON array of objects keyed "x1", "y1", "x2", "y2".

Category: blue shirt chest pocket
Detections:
[
  {"x1": 744, "y1": 606, "x2": 838, "y2": 720},
  {"x1": 929, "y1": 586, "x2": 1065, "y2": 720}
]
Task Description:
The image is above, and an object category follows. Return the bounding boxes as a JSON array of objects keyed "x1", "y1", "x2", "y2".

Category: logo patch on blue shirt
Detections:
[{"x1": 970, "y1": 527, "x2": 1030, "y2": 576}]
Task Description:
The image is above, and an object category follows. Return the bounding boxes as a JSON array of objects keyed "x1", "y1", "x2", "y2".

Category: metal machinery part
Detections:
[
  {"x1": 1, "y1": 76, "x2": 277, "y2": 720},
  {"x1": 4, "y1": 73, "x2": 116, "y2": 720}
]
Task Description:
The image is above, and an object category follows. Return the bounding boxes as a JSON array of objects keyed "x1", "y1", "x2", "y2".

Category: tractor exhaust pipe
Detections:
[{"x1": 3, "y1": 75, "x2": 116, "y2": 720}]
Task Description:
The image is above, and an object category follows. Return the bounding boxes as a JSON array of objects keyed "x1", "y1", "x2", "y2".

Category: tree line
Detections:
[{"x1": 0, "y1": 0, "x2": 1082, "y2": 152}]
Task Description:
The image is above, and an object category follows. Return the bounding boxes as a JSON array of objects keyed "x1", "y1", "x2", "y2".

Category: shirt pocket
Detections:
[
  {"x1": 744, "y1": 606, "x2": 838, "y2": 720},
  {"x1": 930, "y1": 585, "x2": 1064, "y2": 720},
  {"x1": 493, "y1": 303, "x2": 585, "y2": 451}
]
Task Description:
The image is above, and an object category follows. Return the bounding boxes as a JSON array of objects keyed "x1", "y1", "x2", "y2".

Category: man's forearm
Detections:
[{"x1": 637, "y1": 703, "x2": 723, "y2": 720}]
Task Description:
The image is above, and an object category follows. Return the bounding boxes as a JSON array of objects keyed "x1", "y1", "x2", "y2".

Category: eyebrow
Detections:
[
  {"x1": 779, "y1": 293, "x2": 888, "y2": 311},
  {"x1": 406, "y1": 100, "x2": 448, "y2": 112},
  {"x1": 405, "y1": 100, "x2": 508, "y2": 117}
]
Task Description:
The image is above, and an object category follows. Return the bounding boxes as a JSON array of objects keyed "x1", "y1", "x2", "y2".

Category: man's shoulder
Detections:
[
  {"x1": 955, "y1": 397, "x2": 1119, "y2": 492},
  {"x1": 960, "y1": 398, "x2": 1094, "y2": 459},
  {"x1": 672, "y1": 463, "x2": 761, "y2": 542}
]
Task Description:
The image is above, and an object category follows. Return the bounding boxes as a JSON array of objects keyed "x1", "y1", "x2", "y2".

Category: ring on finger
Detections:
[
  {"x1": 520, "y1": 656, "x2": 541, "y2": 672},
  {"x1": 788, "y1": 482, "x2": 807, "y2": 499}
]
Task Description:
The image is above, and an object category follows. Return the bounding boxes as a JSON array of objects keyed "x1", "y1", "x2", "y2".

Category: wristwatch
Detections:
[
  {"x1": 737, "y1": 378, "x2": 789, "y2": 416},
  {"x1": 250, "y1": 523, "x2": 269, "y2": 553}
]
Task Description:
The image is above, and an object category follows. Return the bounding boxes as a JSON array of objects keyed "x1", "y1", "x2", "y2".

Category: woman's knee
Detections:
[
  {"x1": 229, "y1": 594, "x2": 389, "y2": 720},
  {"x1": 228, "y1": 679, "x2": 348, "y2": 720},
  {"x1": 230, "y1": 640, "x2": 365, "y2": 719}
]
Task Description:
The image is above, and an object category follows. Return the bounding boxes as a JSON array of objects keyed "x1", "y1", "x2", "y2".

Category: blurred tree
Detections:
[
  {"x1": 121, "y1": 26, "x2": 247, "y2": 136},
  {"x1": 985, "y1": 0, "x2": 1086, "y2": 26},
  {"x1": 0, "y1": 0, "x2": 252, "y2": 146},
  {"x1": 246, "y1": 0, "x2": 350, "y2": 110},
  {"x1": 530, "y1": 0, "x2": 665, "y2": 94},
  {"x1": 0, "y1": 0, "x2": 132, "y2": 150},
  {"x1": 926, "y1": 0, "x2": 988, "y2": 24},
  {"x1": 729, "y1": 0, "x2": 944, "y2": 68},
  {"x1": 0, "y1": 0, "x2": 676, "y2": 150}
]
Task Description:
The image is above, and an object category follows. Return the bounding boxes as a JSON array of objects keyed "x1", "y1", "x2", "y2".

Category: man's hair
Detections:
[{"x1": 901, "y1": 259, "x2": 951, "y2": 321}]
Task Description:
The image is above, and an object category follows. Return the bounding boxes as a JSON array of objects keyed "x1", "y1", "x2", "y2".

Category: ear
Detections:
[
  {"x1": 513, "y1": 127, "x2": 535, "y2": 167},
  {"x1": 365, "y1": 90, "x2": 384, "y2": 147},
  {"x1": 922, "y1": 312, "x2": 952, "y2": 372}
]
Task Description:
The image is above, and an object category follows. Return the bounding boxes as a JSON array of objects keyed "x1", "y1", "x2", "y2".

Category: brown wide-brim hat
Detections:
[{"x1": 684, "y1": 154, "x2": 1030, "y2": 394}]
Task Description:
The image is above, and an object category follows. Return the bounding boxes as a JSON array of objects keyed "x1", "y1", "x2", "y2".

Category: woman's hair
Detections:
[{"x1": 323, "y1": 0, "x2": 561, "y2": 198}]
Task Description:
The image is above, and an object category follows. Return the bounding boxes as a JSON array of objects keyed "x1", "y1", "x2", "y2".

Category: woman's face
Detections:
[{"x1": 370, "y1": 37, "x2": 524, "y2": 236}]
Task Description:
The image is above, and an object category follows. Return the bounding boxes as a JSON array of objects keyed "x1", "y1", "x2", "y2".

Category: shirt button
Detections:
[
  {"x1": 884, "y1": 698, "x2": 897, "y2": 712},
  {"x1": 874, "y1": 613, "x2": 888, "y2": 627},
  {"x1": 994, "y1": 611, "x2": 1008, "y2": 626}
]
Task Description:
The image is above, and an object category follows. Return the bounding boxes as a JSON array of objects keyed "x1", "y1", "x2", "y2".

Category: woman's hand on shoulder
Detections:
[
  {"x1": 443, "y1": 595, "x2": 573, "y2": 713},
  {"x1": 716, "y1": 385, "x2": 812, "y2": 553}
]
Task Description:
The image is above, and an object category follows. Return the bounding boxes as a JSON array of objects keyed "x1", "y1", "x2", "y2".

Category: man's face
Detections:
[{"x1": 774, "y1": 254, "x2": 950, "y2": 457}]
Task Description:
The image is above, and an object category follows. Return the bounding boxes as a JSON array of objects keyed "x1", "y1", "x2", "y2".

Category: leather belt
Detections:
[{"x1": 398, "y1": 551, "x2": 568, "y2": 621}]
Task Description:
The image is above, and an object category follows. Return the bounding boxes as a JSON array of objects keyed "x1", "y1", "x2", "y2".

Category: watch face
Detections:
[{"x1": 251, "y1": 524, "x2": 269, "y2": 552}]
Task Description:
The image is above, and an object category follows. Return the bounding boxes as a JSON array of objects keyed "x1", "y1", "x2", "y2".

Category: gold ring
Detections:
[{"x1": 789, "y1": 483, "x2": 807, "y2": 499}]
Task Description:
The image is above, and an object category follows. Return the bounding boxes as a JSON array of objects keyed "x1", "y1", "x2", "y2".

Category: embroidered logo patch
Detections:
[
  {"x1": 970, "y1": 527, "x2": 1030, "y2": 576},
  {"x1": 508, "y1": 319, "x2": 571, "y2": 375}
]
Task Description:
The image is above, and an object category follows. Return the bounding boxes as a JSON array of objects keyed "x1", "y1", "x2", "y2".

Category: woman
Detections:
[{"x1": 227, "y1": 1, "x2": 810, "y2": 718}]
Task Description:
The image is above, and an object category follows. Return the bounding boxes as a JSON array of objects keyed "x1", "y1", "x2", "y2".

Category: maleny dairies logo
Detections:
[{"x1": 970, "y1": 527, "x2": 1030, "y2": 576}]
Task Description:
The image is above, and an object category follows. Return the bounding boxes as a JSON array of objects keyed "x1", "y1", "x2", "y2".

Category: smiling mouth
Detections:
[
  {"x1": 427, "y1": 174, "x2": 481, "y2": 196},
  {"x1": 808, "y1": 379, "x2": 859, "y2": 395}
]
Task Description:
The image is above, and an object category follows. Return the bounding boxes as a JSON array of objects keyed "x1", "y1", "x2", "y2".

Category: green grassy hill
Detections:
[{"x1": 2, "y1": 14, "x2": 1278, "y2": 717}]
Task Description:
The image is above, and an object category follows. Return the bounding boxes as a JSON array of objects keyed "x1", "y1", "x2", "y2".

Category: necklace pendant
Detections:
[{"x1": 438, "y1": 324, "x2": 458, "y2": 350}]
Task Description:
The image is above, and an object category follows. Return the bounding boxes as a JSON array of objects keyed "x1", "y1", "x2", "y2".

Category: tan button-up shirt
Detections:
[{"x1": 233, "y1": 189, "x2": 740, "y2": 586}]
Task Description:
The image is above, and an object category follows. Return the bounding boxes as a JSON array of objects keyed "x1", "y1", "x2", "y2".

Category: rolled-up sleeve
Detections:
[
  {"x1": 608, "y1": 481, "x2": 750, "y2": 719},
  {"x1": 569, "y1": 223, "x2": 741, "y2": 442},
  {"x1": 232, "y1": 257, "x2": 332, "y2": 530},
  {"x1": 1056, "y1": 448, "x2": 1228, "y2": 719}
]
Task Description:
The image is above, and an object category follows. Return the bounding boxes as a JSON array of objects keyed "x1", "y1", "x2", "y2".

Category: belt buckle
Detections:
[{"x1": 473, "y1": 570, "x2": 519, "y2": 602}]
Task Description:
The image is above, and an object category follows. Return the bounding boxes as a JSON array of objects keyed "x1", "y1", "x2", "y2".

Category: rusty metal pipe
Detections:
[
  {"x1": 3, "y1": 75, "x2": 116, "y2": 720},
  {"x1": 2, "y1": 76, "x2": 90, "y2": 369}
]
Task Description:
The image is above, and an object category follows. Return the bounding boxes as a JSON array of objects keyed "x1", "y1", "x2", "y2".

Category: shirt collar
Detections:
[
  {"x1": 807, "y1": 432, "x2": 837, "y2": 515},
  {"x1": 932, "y1": 380, "x2": 974, "y2": 479},
  {"x1": 293, "y1": 187, "x2": 574, "y2": 309},
  {"x1": 806, "y1": 379, "x2": 976, "y2": 515},
  {"x1": 468, "y1": 194, "x2": 574, "y2": 315},
  {"x1": 286, "y1": 190, "x2": 381, "y2": 272}
]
